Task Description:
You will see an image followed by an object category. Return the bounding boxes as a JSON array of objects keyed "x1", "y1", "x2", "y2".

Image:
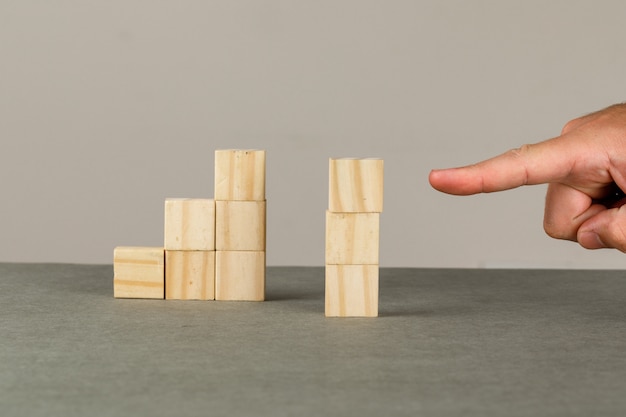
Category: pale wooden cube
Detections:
[
  {"x1": 215, "y1": 200, "x2": 266, "y2": 251},
  {"x1": 325, "y1": 264, "x2": 379, "y2": 317},
  {"x1": 214, "y1": 149, "x2": 266, "y2": 201},
  {"x1": 164, "y1": 198, "x2": 215, "y2": 251},
  {"x1": 215, "y1": 251, "x2": 265, "y2": 301},
  {"x1": 329, "y1": 158, "x2": 384, "y2": 213},
  {"x1": 325, "y1": 211, "x2": 379, "y2": 265},
  {"x1": 165, "y1": 250, "x2": 215, "y2": 300},
  {"x1": 114, "y1": 246, "x2": 164, "y2": 299}
]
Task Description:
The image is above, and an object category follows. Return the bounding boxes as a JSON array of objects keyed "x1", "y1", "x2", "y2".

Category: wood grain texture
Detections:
[
  {"x1": 215, "y1": 200, "x2": 266, "y2": 251},
  {"x1": 329, "y1": 158, "x2": 383, "y2": 213},
  {"x1": 325, "y1": 264, "x2": 378, "y2": 317},
  {"x1": 114, "y1": 246, "x2": 164, "y2": 299},
  {"x1": 165, "y1": 250, "x2": 215, "y2": 300},
  {"x1": 215, "y1": 251, "x2": 265, "y2": 301},
  {"x1": 164, "y1": 198, "x2": 216, "y2": 251},
  {"x1": 325, "y1": 211, "x2": 379, "y2": 265},
  {"x1": 215, "y1": 149, "x2": 266, "y2": 201}
]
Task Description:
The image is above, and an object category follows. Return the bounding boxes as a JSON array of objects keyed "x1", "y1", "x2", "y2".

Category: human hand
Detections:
[{"x1": 429, "y1": 103, "x2": 626, "y2": 252}]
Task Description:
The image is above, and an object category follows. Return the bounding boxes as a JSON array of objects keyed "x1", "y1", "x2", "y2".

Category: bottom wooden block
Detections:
[
  {"x1": 215, "y1": 251, "x2": 265, "y2": 301},
  {"x1": 165, "y1": 250, "x2": 215, "y2": 300},
  {"x1": 325, "y1": 264, "x2": 379, "y2": 317},
  {"x1": 114, "y1": 246, "x2": 165, "y2": 299}
]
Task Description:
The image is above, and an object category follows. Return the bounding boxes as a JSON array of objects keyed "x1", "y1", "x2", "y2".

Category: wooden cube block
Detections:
[
  {"x1": 165, "y1": 250, "x2": 215, "y2": 300},
  {"x1": 164, "y1": 198, "x2": 215, "y2": 251},
  {"x1": 114, "y1": 246, "x2": 164, "y2": 299},
  {"x1": 325, "y1": 264, "x2": 379, "y2": 317},
  {"x1": 329, "y1": 158, "x2": 384, "y2": 213},
  {"x1": 214, "y1": 149, "x2": 266, "y2": 201},
  {"x1": 215, "y1": 200, "x2": 266, "y2": 251},
  {"x1": 325, "y1": 211, "x2": 379, "y2": 265},
  {"x1": 215, "y1": 251, "x2": 265, "y2": 301}
]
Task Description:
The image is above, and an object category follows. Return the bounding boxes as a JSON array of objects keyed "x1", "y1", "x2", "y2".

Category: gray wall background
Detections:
[{"x1": 2, "y1": 1, "x2": 626, "y2": 268}]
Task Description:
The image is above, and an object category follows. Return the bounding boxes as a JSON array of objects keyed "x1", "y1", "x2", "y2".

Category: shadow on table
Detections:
[{"x1": 265, "y1": 290, "x2": 320, "y2": 302}]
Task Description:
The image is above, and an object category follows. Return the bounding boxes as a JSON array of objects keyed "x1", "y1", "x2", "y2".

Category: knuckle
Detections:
[
  {"x1": 507, "y1": 144, "x2": 533, "y2": 159},
  {"x1": 543, "y1": 219, "x2": 573, "y2": 241},
  {"x1": 561, "y1": 118, "x2": 581, "y2": 135}
]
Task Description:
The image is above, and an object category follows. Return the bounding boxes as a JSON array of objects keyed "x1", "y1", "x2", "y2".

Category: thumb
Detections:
[{"x1": 577, "y1": 208, "x2": 626, "y2": 252}]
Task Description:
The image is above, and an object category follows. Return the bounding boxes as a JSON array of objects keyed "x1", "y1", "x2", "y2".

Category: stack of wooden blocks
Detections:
[
  {"x1": 113, "y1": 149, "x2": 266, "y2": 301},
  {"x1": 214, "y1": 149, "x2": 266, "y2": 301},
  {"x1": 325, "y1": 158, "x2": 384, "y2": 317},
  {"x1": 164, "y1": 197, "x2": 216, "y2": 300}
]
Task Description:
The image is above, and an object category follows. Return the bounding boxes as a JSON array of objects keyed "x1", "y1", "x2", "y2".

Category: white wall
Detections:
[{"x1": 2, "y1": 1, "x2": 626, "y2": 268}]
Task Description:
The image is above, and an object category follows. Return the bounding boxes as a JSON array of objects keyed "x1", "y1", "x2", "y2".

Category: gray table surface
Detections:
[{"x1": 2, "y1": 264, "x2": 626, "y2": 417}]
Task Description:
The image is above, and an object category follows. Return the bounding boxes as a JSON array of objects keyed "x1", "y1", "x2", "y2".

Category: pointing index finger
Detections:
[{"x1": 429, "y1": 138, "x2": 574, "y2": 195}]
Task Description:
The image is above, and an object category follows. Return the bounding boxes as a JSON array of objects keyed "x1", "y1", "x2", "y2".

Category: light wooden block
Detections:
[
  {"x1": 215, "y1": 200, "x2": 266, "y2": 251},
  {"x1": 329, "y1": 158, "x2": 384, "y2": 213},
  {"x1": 215, "y1": 251, "x2": 265, "y2": 301},
  {"x1": 325, "y1": 211, "x2": 379, "y2": 265},
  {"x1": 325, "y1": 264, "x2": 379, "y2": 317},
  {"x1": 114, "y1": 246, "x2": 164, "y2": 299},
  {"x1": 165, "y1": 250, "x2": 215, "y2": 300},
  {"x1": 215, "y1": 149, "x2": 266, "y2": 201},
  {"x1": 164, "y1": 198, "x2": 215, "y2": 251}
]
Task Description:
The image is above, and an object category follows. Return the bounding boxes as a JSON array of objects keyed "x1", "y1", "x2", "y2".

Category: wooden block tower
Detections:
[
  {"x1": 164, "y1": 198, "x2": 216, "y2": 300},
  {"x1": 325, "y1": 158, "x2": 384, "y2": 317},
  {"x1": 214, "y1": 149, "x2": 266, "y2": 301}
]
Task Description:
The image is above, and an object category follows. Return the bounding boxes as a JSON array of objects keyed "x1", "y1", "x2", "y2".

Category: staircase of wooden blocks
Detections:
[
  {"x1": 113, "y1": 149, "x2": 266, "y2": 301},
  {"x1": 325, "y1": 158, "x2": 384, "y2": 317}
]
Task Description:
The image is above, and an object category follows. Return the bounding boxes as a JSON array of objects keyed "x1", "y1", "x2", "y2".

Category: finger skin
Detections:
[
  {"x1": 578, "y1": 207, "x2": 626, "y2": 252},
  {"x1": 429, "y1": 137, "x2": 578, "y2": 195},
  {"x1": 543, "y1": 183, "x2": 605, "y2": 241}
]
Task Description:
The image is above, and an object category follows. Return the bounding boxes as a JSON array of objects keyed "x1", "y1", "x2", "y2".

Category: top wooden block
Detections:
[
  {"x1": 215, "y1": 149, "x2": 266, "y2": 201},
  {"x1": 329, "y1": 158, "x2": 384, "y2": 213},
  {"x1": 164, "y1": 198, "x2": 216, "y2": 250}
]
